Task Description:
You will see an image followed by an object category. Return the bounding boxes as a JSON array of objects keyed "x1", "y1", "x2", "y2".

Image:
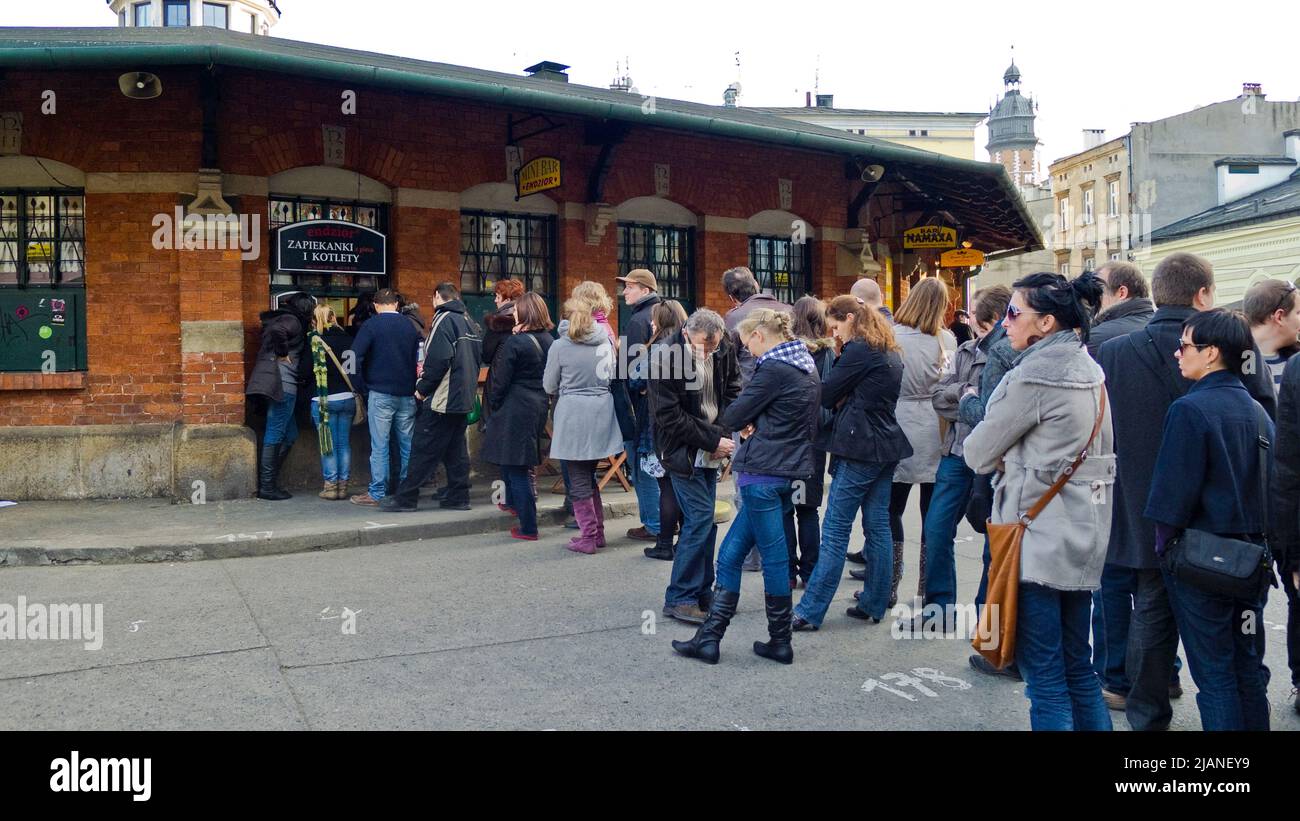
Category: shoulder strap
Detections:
[
  {"x1": 1256, "y1": 404, "x2": 1272, "y2": 529},
  {"x1": 522, "y1": 331, "x2": 543, "y2": 356},
  {"x1": 318, "y1": 338, "x2": 359, "y2": 394},
  {"x1": 1022, "y1": 384, "x2": 1108, "y2": 525},
  {"x1": 1139, "y1": 328, "x2": 1185, "y2": 404}
]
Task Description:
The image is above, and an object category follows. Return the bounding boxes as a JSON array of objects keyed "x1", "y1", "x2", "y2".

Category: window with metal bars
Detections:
[
  {"x1": 748, "y1": 235, "x2": 812, "y2": 306},
  {"x1": 458, "y1": 211, "x2": 556, "y2": 297},
  {"x1": 268, "y1": 195, "x2": 387, "y2": 294},
  {"x1": 0, "y1": 190, "x2": 86, "y2": 287},
  {"x1": 617, "y1": 223, "x2": 694, "y2": 304}
]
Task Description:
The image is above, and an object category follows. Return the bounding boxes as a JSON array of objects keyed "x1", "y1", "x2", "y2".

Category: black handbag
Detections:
[{"x1": 1162, "y1": 407, "x2": 1275, "y2": 600}]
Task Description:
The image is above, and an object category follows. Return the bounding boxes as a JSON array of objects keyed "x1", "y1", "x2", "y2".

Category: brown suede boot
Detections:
[{"x1": 319, "y1": 482, "x2": 335, "y2": 500}]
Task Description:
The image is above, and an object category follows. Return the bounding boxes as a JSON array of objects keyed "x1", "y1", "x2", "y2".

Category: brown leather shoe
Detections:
[
  {"x1": 663, "y1": 603, "x2": 708, "y2": 625},
  {"x1": 627, "y1": 526, "x2": 657, "y2": 541},
  {"x1": 350, "y1": 493, "x2": 379, "y2": 506}
]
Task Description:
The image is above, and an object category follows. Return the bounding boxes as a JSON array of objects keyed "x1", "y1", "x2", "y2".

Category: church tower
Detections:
[{"x1": 987, "y1": 55, "x2": 1039, "y2": 187}]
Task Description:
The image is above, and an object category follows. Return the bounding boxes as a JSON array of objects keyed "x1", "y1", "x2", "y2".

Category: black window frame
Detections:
[
  {"x1": 163, "y1": 0, "x2": 190, "y2": 27},
  {"x1": 0, "y1": 188, "x2": 87, "y2": 289},
  {"x1": 617, "y1": 222, "x2": 695, "y2": 305},
  {"x1": 132, "y1": 1, "x2": 151, "y2": 26},
  {"x1": 202, "y1": 2, "x2": 229, "y2": 28},
  {"x1": 267, "y1": 194, "x2": 389, "y2": 297},
  {"x1": 458, "y1": 210, "x2": 557, "y2": 299},
  {"x1": 748, "y1": 234, "x2": 812, "y2": 306}
]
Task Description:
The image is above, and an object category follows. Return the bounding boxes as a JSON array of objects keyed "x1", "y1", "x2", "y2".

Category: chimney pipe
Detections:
[
  {"x1": 806, "y1": 91, "x2": 812, "y2": 108},
  {"x1": 1242, "y1": 82, "x2": 1264, "y2": 98}
]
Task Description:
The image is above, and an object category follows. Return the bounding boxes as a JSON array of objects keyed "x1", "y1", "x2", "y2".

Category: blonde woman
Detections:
[
  {"x1": 545, "y1": 282, "x2": 625, "y2": 554},
  {"x1": 672, "y1": 309, "x2": 820, "y2": 665},
  {"x1": 307, "y1": 304, "x2": 357, "y2": 500},
  {"x1": 850, "y1": 277, "x2": 956, "y2": 606}
]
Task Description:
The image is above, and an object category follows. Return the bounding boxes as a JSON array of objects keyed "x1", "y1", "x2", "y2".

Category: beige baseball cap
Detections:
[{"x1": 616, "y1": 268, "x2": 658, "y2": 291}]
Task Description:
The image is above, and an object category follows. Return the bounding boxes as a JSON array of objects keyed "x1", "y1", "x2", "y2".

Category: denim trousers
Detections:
[
  {"x1": 795, "y1": 457, "x2": 896, "y2": 626},
  {"x1": 716, "y1": 481, "x2": 794, "y2": 595},
  {"x1": 628, "y1": 439, "x2": 661, "y2": 535},
  {"x1": 264, "y1": 392, "x2": 299, "y2": 447},
  {"x1": 501, "y1": 464, "x2": 538, "y2": 536},
  {"x1": 1091, "y1": 563, "x2": 1183, "y2": 695},
  {"x1": 922, "y1": 454, "x2": 973, "y2": 609},
  {"x1": 1164, "y1": 569, "x2": 1270, "y2": 731},
  {"x1": 366, "y1": 392, "x2": 415, "y2": 500},
  {"x1": 310, "y1": 397, "x2": 356, "y2": 483},
  {"x1": 665, "y1": 467, "x2": 718, "y2": 608},
  {"x1": 1015, "y1": 582, "x2": 1113, "y2": 731}
]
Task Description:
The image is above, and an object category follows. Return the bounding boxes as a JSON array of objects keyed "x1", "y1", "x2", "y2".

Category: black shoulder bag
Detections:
[{"x1": 1162, "y1": 406, "x2": 1276, "y2": 599}]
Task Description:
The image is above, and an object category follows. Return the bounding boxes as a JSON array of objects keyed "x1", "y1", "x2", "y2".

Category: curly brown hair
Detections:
[{"x1": 827, "y1": 295, "x2": 899, "y2": 352}]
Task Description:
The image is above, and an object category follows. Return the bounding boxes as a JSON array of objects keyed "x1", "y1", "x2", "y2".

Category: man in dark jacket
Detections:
[
  {"x1": 617, "y1": 268, "x2": 663, "y2": 542},
  {"x1": 722, "y1": 267, "x2": 793, "y2": 384},
  {"x1": 650, "y1": 309, "x2": 741, "y2": 624},
  {"x1": 1098, "y1": 252, "x2": 1276, "y2": 730},
  {"x1": 1087, "y1": 261, "x2": 1155, "y2": 359},
  {"x1": 349, "y1": 289, "x2": 422, "y2": 505},
  {"x1": 1269, "y1": 343, "x2": 1300, "y2": 715},
  {"x1": 381, "y1": 283, "x2": 482, "y2": 512}
]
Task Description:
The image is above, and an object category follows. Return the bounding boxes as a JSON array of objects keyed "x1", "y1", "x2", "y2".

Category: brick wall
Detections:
[{"x1": 2, "y1": 65, "x2": 868, "y2": 429}]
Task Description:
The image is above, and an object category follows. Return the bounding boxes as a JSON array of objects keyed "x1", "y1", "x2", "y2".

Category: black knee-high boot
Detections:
[
  {"x1": 672, "y1": 587, "x2": 740, "y2": 665},
  {"x1": 753, "y1": 594, "x2": 794, "y2": 664},
  {"x1": 257, "y1": 444, "x2": 291, "y2": 501}
]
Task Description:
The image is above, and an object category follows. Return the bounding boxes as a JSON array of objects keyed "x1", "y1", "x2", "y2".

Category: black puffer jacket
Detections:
[
  {"x1": 818, "y1": 337, "x2": 912, "y2": 465},
  {"x1": 246, "y1": 309, "x2": 307, "y2": 402},
  {"x1": 648, "y1": 329, "x2": 742, "y2": 478},
  {"x1": 720, "y1": 356, "x2": 819, "y2": 478}
]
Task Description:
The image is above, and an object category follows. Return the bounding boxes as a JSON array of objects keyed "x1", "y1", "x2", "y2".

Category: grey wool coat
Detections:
[
  {"x1": 963, "y1": 330, "x2": 1117, "y2": 591},
  {"x1": 543, "y1": 322, "x2": 625, "y2": 462},
  {"x1": 892, "y1": 325, "x2": 957, "y2": 484}
]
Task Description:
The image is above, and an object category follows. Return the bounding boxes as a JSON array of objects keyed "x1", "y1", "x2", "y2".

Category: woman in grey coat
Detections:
[
  {"x1": 964, "y1": 271, "x2": 1116, "y2": 731},
  {"x1": 544, "y1": 285, "x2": 625, "y2": 555},
  {"x1": 884, "y1": 277, "x2": 956, "y2": 604}
]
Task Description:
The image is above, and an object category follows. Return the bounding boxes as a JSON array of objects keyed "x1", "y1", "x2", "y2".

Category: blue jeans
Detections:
[
  {"x1": 264, "y1": 392, "x2": 299, "y2": 447},
  {"x1": 311, "y1": 397, "x2": 356, "y2": 482},
  {"x1": 665, "y1": 467, "x2": 718, "y2": 608},
  {"x1": 629, "y1": 439, "x2": 660, "y2": 535},
  {"x1": 502, "y1": 465, "x2": 537, "y2": 536},
  {"x1": 796, "y1": 458, "x2": 896, "y2": 626},
  {"x1": 1091, "y1": 564, "x2": 1185, "y2": 695},
  {"x1": 716, "y1": 481, "x2": 794, "y2": 595},
  {"x1": 367, "y1": 392, "x2": 415, "y2": 500},
  {"x1": 1015, "y1": 582, "x2": 1113, "y2": 731},
  {"x1": 922, "y1": 454, "x2": 973, "y2": 609},
  {"x1": 1164, "y1": 569, "x2": 1270, "y2": 731}
]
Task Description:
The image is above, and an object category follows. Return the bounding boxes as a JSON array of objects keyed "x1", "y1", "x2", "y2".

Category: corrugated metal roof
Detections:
[{"x1": 1152, "y1": 169, "x2": 1300, "y2": 241}]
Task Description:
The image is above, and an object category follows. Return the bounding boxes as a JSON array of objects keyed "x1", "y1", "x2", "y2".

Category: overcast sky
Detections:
[{"x1": 10, "y1": 0, "x2": 1300, "y2": 171}]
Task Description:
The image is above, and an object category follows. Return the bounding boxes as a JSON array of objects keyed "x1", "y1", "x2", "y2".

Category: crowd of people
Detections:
[{"x1": 245, "y1": 254, "x2": 1300, "y2": 732}]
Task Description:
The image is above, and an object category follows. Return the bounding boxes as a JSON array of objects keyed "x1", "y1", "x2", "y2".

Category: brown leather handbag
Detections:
[{"x1": 971, "y1": 385, "x2": 1107, "y2": 670}]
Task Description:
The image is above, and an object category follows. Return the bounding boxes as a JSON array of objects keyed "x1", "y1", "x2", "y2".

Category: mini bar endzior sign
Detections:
[
  {"x1": 902, "y1": 225, "x2": 958, "y2": 249},
  {"x1": 276, "y1": 220, "x2": 386, "y2": 275},
  {"x1": 516, "y1": 156, "x2": 562, "y2": 199}
]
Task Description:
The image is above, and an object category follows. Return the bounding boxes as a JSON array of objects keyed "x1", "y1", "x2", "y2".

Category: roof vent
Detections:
[
  {"x1": 815, "y1": 94, "x2": 834, "y2": 109},
  {"x1": 524, "y1": 61, "x2": 570, "y2": 83}
]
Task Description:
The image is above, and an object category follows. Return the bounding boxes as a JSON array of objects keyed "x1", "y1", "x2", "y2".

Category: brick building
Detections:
[{"x1": 0, "y1": 27, "x2": 1039, "y2": 500}]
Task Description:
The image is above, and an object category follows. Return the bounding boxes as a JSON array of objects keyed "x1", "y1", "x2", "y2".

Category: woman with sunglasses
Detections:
[
  {"x1": 1145, "y1": 309, "x2": 1274, "y2": 730},
  {"x1": 963, "y1": 271, "x2": 1116, "y2": 731}
]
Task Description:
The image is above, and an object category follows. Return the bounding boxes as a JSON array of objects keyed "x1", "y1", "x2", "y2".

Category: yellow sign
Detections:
[
  {"x1": 26, "y1": 241, "x2": 53, "y2": 262},
  {"x1": 516, "y1": 156, "x2": 562, "y2": 198},
  {"x1": 903, "y1": 226, "x2": 957, "y2": 249},
  {"x1": 940, "y1": 248, "x2": 986, "y2": 268}
]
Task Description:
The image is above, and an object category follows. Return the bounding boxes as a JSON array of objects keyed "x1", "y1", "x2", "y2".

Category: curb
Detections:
[{"x1": 0, "y1": 498, "x2": 643, "y2": 568}]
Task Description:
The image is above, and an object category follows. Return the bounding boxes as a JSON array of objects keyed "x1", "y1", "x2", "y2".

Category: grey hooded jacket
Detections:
[{"x1": 963, "y1": 330, "x2": 1117, "y2": 591}]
